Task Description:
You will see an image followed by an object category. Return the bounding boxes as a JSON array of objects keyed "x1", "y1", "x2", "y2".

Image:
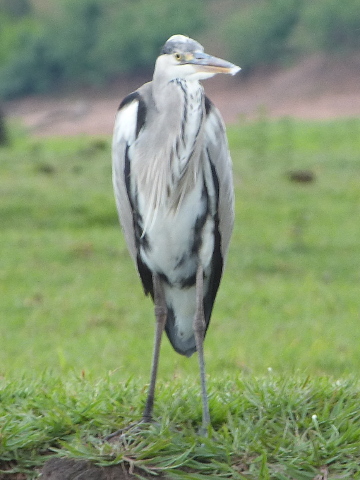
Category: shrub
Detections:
[
  {"x1": 0, "y1": 0, "x2": 31, "y2": 17},
  {"x1": 0, "y1": 0, "x2": 205, "y2": 98},
  {"x1": 298, "y1": 0, "x2": 360, "y2": 52},
  {"x1": 225, "y1": 0, "x2": 303, "y2": 72}
]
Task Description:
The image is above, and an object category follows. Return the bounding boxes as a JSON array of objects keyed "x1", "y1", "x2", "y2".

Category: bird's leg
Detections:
[
  {"x1": 194, "y1": 264, "x2": 211, "y2": 433},
  {"x1": 142, "y1": 273, "x2": 167, "y2": 423},
  {"x1": 105, "y1": 274, "x2": 166, "y2": 443}
]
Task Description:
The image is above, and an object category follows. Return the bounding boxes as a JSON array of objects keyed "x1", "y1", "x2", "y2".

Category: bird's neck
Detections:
[
  {"x1": 151, "y1": 76, "x2": 205, "y2": 172},
  {"x1": 172, "y1": 78, "x2": 205, "y2": 155},
  {"x1": 152, "y1": 75, "x2": 204, "y2": 111},
  {"x1": 138, "y1": 78, "x2": 205, "y2": 229}
]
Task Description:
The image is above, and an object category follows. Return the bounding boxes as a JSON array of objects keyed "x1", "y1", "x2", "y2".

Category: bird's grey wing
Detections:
[
  {"x1": 112, "y1": 91, "x2": 147, "y2": 262},
  {"x1": 204, "y1": 96, "x2": 235, "y2": 260}
]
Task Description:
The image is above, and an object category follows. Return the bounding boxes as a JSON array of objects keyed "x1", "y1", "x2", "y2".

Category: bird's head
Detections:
[{"x1": 154, "y1": 34, "x2": 241, "y2": 82}]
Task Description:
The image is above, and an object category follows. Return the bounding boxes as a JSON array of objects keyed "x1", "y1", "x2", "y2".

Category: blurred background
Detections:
[{"x1": 1, "y1": 0, "x2": 360, "y2": 136}]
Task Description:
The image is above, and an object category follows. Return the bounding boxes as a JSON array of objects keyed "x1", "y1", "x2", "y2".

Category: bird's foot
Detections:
[
  {"x1": 104, "y1": 417, "x2": 158, "y2": 444},
  {"x1": 197, "y1": 424, "x2": 210, "y2": 438}
]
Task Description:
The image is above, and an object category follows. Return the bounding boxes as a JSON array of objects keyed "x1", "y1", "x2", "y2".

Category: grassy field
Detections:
[{"x1": 1, "y1": 117, "x2": 360, "y2": 478}]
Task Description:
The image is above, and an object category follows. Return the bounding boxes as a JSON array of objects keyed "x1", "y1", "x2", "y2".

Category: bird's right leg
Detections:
[
  {"x1": 194, "y1": 264, "x2": 211, "y2": 434},
  {"x1": 105, "y1": 274, "x2": 166, "y2": 442},
  {"x1": 142, "y1": 273, "x2": 167, "y2": 422}
]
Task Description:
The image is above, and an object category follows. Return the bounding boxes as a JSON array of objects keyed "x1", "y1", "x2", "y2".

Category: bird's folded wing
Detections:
[
  {"x1": 204, "y1": 98, "x2": 235, "y2": 260},
  {"x1": 112, "y1": 94, "x2": 141, "y2": 262}
]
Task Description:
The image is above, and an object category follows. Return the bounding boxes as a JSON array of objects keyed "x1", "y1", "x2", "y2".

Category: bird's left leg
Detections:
[
  {"x1": 105, "y1": 274, "x2": 166, "y2": 443},
  {"x1": 142, "y1": 273, "x2": 167, "y2": 422},
  {"x1": 194, "y1": 264, "x2": 211, "y2": 433}
]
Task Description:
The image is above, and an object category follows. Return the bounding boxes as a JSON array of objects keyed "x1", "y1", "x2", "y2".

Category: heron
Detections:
[{"x1": 112, "y1": 34, "x2": 240, "y2": 433}]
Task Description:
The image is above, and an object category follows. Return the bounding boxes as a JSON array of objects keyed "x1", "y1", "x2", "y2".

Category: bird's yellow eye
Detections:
[{"x1": 174, "y1": 53, "x2": 182, "y2": 61}]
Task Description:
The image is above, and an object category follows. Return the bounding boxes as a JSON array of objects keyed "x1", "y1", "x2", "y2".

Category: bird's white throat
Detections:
[{"x1": 172, "y1": 78, "x2": 204, "y2": 178}]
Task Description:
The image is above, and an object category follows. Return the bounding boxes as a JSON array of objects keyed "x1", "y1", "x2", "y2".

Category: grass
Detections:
[
  {"x1": 1, "y1": 117, "x2": 360, "y2": 478},
  {"x1": 2, "y1": 374, "x2": 360, "y2": 479}
]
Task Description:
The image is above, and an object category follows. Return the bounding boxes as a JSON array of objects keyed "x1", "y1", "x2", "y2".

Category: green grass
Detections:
[
  {"x1": 2, "y1": 374, "x2": 360, "y2": 479},
  {"x1": 1, "y1": 117, "x2": 360, "y2": 478}
]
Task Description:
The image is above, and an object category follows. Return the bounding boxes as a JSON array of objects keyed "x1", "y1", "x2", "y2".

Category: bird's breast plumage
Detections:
[{"x1": 138, "y1": 169, "x2": 214, "y2": 285}]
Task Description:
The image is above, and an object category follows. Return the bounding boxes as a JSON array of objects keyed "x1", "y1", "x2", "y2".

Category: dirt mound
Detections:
[
  {"x1": 5, "y1": 53, "x2": 360, "y2": 137},
  {"x1": 41, "y1": 457, "x2": 167, "y2": 480}
]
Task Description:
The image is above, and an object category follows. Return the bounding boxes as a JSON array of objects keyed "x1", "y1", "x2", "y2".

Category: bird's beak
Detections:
[{"x1": 187, "y1": 52, "x2": 241, "y2": 76}]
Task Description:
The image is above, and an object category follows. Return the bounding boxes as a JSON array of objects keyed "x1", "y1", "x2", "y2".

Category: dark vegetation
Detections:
[
  {"x1": 1, "y1": 0, "x2": 360, "y2": 98},
  {"x1": 0, "y1": 107, "x2": 8, "y2": 145}
]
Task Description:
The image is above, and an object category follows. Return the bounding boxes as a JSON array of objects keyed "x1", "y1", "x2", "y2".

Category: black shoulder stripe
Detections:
[
  {"x1": 124, "y1": 144, "x2": 153, "y2": 297},
  {"x1": 204, "y1": 95, "x2": 213, "y2": 116},
  {"x1": 118, "y1": 91, "x2": 147, "y2": 138},
  {"x1": 124, "y1": 144, "x2": 132, "y2": 204},
  {"x1": 137, "y1": 255, "x2": 154, "y2": 299},
  {"x1": 208, "y1": 153, "x2": 220, "y2": 206},
  {"x1": 136, "y1": 96, "x2": 147, "y2": 138},
  {"x1": 118, "y1": 92, "x2": 139, "y2": 110}
]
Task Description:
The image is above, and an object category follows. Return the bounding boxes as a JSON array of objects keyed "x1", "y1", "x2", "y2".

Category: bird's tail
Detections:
[{"x1": 165, "y1": 306, "x2": 197, "y2": 357}]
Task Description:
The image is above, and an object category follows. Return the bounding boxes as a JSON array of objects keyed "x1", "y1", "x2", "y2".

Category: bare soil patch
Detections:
[
  {"x1": 40, "y1": 457, "x2": 167, "y2": 480},
  {"x1": 4, "y1": 53, "x2": 360, "y2": 138}
]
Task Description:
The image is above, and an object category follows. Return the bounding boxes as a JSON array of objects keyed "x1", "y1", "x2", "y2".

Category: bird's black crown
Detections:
[{"x1": 160, "y1": 35, "x2": 204, "y2": 55}]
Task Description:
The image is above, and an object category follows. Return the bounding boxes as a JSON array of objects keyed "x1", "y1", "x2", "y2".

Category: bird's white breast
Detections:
[
  {"x1": 138, "y1": 169, "x2": 214, "y2": 344},
  {"x1": 138, "y1": 170, "x2": 213, "y2": 283}
]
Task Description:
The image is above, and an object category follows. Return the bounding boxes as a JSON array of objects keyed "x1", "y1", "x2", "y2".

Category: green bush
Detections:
[
  {"x1": 0, "y1": 0, "x2": 205, "y2": 99},
  {"x1": 0, "y1": 0, "x2": 31, "y2": 17},
  {"x1": 0, "y1": 21, "x2": 60, "y2": 98},
  {"x1": 2, "y1": 0, "x2": 360, "y2": 99},
  {"x1": 0, "y1": 11, "x2": 35, "y2": 64},
  {"x1": 225, "y1": 0, "x2": 303, "y2": 72},
  {"x1": 298, "y1": 0, "x2": 360, "y2": 52},
  {"x1": 0, "y1": 106, "x2": 8, "y2": 145},
  {"x1": 91, "y1": 0, "x2": 204, "y2": 77}
]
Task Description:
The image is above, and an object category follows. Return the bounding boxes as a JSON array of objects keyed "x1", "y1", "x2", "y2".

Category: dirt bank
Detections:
[{"x1": 5, "y1": 53, "x2": 360, "y2": 137}]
